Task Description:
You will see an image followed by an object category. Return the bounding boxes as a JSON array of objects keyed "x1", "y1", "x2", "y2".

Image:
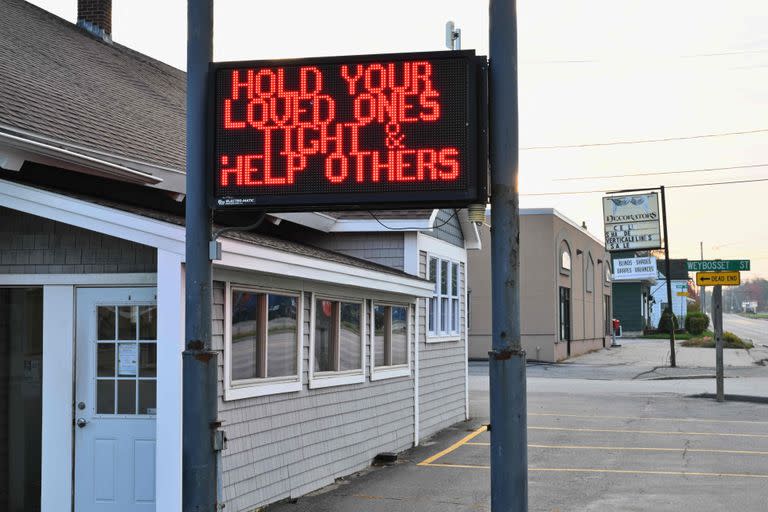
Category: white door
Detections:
[{"x1": 75, "y1": 288, "x2": 158, "y2": 511}]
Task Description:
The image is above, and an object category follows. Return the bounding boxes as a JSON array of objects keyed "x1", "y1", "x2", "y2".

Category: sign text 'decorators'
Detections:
[
  {"x1": 211, "y1": 51, "x2": 487, "y2": 210},
  {"x1": 603, "y1": 193, "x2": 661, "y2": 252}
]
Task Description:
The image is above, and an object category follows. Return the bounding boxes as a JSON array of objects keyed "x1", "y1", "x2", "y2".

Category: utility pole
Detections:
[
  {"x1": 713, "y1": 285, "x2": 724, "y2": 401},
  {"x1": 183, "y1": 1, "x2": 219, "y2": 510},
  {"x1": 489, "y1": 1, "x2": 528, "y2": 511},
  {"x1": 660, "y1": 186, "x2": 676, "y2": 367}
]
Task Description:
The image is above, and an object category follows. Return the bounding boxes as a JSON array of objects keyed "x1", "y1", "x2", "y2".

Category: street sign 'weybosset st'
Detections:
[
  {"x1": 687, "y1": 260, "x2": 750, "y2": 272},
  {"x1": 210, "y1": 51, "x2": 488, "y2": 211}
]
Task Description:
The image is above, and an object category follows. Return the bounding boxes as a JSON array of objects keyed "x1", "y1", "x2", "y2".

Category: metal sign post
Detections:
[
  {"x1": 660, "y1": 186, "x2": 676, "y2": 367},
  {"x1": 489, "y1": 0, "x2": 528, "y2": 511},
  {"x1": 713, "y1": 285, "x2": 724, "y2": 402}
]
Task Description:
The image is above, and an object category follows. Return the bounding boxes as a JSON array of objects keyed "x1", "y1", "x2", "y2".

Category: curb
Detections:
[{"x1": 690, "y1": 393, "x2": 768, "y2": 404}]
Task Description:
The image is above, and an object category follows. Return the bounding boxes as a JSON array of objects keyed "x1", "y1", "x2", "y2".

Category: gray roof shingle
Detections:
[{"x1": 0, "y1": 0, "x2": 186, "y2": 171}]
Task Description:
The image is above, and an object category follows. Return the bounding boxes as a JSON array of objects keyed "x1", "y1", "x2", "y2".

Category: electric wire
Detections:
[
  {"x1": 521, "y1": 177, "x2": 768, "y2": 197},
  {"x1": 553, "y1": 163, "x2": 768, "y2": 182},
  {"x1": 521, "y1": 128, "x2": 768, "y2": 151},
  {"x1": 366, "y1": 209, "x2": 459, "y2": 231}
]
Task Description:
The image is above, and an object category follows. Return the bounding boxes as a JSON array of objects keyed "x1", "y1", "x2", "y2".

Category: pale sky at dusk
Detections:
[{"x1": 31, "y1": 0, "x2": 768, "y2": 278}]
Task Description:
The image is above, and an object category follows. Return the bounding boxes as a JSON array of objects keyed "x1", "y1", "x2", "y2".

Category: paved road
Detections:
[{"x1": 723, "y1": 313, "x2": 768, "y2": 346}]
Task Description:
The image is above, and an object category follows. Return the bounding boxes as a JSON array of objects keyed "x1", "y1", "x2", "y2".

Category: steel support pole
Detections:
[
  {"x1": 660, "y1": 186, "x2": 676, "y2": 367},
  {"x1": 183, "y1": 1, "x2": 218, "y2": 510},
  {"x1": 713, "y1": 285, "x2": 724, "y2": 402},
  {"x1": 700, "y1": 242, "x2": 706, "y2": 313},
  {"x1": 489, "y1": 1, "x2": 528, "y2": 510}
]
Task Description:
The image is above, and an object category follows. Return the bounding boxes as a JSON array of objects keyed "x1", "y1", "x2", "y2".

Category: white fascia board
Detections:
[
  {"x1": 330, "y1": 217, "x2": 432, "y2": 232},
  {"x1": 270, "y1": 212, "x2": 337, "y2": 232},
  {"x1": 416, "y1": 232, "x2": 468, "y2": 262},
  {"x1": 218, "y1": 237, "x2": 434, "y2": 297},
  {"x1": 0, "y1": 178, "x2": 185, "y2": 256},
  {"x1": 0, "y1": 131, "x2": 162, "y2": 185},
  {"x1": 457, "y1": 209, "x2": 482, "y2": 250}
]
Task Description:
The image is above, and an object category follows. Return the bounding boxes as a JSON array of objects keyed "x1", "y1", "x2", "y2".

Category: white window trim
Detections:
[
  {"x1": 426, "y1": 255, "x2": 462, "y2": 342},
  {"x1": 559, "y1": 241, "x2": 572, "y2": 276},
  {"x1": 223, "y1": 282, "x2": 303, "y2": 401},
  {"x1": 604, "y1": 262, "x2": 612, "y2": 287},
  {"x1": 370, "y1": 301, "x2": 412, "y2": 381},
  {"x1": 309, "y1": 293, "x2": 366, "y2": 389}
]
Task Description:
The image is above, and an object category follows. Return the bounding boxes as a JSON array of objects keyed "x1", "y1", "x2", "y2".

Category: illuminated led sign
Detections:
[{"x1": 211, "y1": 51, "x2": 487, "y2": 211}]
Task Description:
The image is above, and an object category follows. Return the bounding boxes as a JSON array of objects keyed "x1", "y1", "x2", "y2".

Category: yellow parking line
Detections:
[
  {"x1": 463, "y1": 442, "x2": 768, "y2": 456},
  {"x1": 530, "y1": 412, "x2": 768, "y2": 426},
  {"x1": 418, "y1": 425, "x2": 487, "y2": 466},
  {"x1": 424, "y1": 464, "x2": 768, "y2": 479},
  {"x1": 529, "y1": 426, "x2": 768, "y2": 438}
]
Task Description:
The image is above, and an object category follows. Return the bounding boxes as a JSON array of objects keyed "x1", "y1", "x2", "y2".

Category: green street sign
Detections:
[{"x1": 686, "y1": 260, "x2": 750, "y2": 272}]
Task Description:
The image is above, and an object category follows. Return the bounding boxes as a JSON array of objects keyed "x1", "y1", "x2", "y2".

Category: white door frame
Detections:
[{"x1": 3, "y1": 253, "x2": 183, "y2": 512}]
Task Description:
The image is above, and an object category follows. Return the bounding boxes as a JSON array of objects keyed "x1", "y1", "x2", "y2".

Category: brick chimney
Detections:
[{"x1": 77, "y1": 0, "x2": 112, "y2": 42}]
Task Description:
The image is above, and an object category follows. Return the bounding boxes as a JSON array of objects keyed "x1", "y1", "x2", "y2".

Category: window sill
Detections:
[
  {"x1": 224, "y1": 379, "x2": 302, "y2": 401},
  {"x1": 370, "y1": 365, "x2": 410, "y2": 381},
  {"x1": 309, "y1": 371, "x2": 365, "y2": 389},
  {"x1": 426, "y1": 334, "x2": 461, "y2": 344}
]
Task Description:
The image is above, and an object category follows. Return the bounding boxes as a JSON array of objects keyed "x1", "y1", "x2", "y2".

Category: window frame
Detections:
[
  {"x1": 559, "y1": 241, "x2": 572, "y2": 275},
  {"x1": 559, "y1": 286, "x2": 571, "y2": 342},
  {"x1": 426, "y1": 255, "x2": 462, "y2": 342},
  {"x1": 223, "y1": 282, "x2": 303, "y2": 401},
  {"x1": 370, "y1": 301, "x2": 412, "y2": 381},
  {"x1": 309, "y1": 293, "x2": 366, "y2": 389},
  {"x1": 586, "y1": 254, "x2": 594, "y2": 293},
  {"x1": 604, "y1": 261, "x2": 612, "y2": 287}
]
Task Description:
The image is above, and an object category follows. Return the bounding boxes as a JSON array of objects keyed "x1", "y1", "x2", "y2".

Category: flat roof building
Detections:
[{"x1": 468, "y1": 209, "x2": 612, "y2": 362}]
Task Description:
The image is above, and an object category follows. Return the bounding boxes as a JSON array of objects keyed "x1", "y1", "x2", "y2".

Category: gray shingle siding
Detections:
[
  {"x1": 421, "y1": 209, "x2": 464, "y2": 248},
  {"x1": 213, "y1": 280, "x2": 416, "y2": 511},
  {"x1": 298, "y1": 232, "x2": 405, "y2": 270},
  {"x1": 0, "y1": 207, "x2": 156, "y2": 274},
  {"x1": 417, "y1": 251, "x2": 466, "y2": 439}
]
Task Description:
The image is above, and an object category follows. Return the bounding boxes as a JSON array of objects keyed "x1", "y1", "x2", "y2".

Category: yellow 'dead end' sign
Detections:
[
  {"x1": 696, "y1": 271, "x2": 740, "y2": 286},
  {"x1": 676, "y1": 291, "x2": 688, "y2": 296}
]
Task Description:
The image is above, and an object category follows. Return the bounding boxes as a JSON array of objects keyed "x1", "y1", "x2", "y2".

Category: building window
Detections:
[
  {"x1": 560, "y1": 241, "x2": 571, "y2": 275},
  {"x1": 428, "y1": 256, "x2": 461, "y2": 337},
  {"x1": 226, "y1": 286, "x2": 301, "y2": 399},
  {"x1": 559, "y1": 286, "x2": 571, "y2": 341},
  {"x1": 604, "y1": 295, "x2": 612, "y2": 335},
  {"x1": 586, "y1": 255, "x2": 594, "y2": 293},
  {"x1": 371, "y1": 303, "x2": 412, "y2": 380},
  {"x1": 314, "y1": 298, "x2": 364, "y2": 374},
  {"x1": 605, "y1": 262, "x2": 612, "y2": 286}
]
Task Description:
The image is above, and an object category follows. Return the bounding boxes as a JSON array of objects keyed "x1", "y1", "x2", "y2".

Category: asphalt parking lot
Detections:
[{"x1": 270, "y1": 337, "x2": 768, "y2": 512}]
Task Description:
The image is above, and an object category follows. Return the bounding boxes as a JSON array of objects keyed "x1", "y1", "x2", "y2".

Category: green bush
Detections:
[
  {"x1": 687, "y1": 302, "x2": 701, "y2": 314},
  {"x1": 723, "y1": 331, "x2": 752, "y2": 348},
  {"x1": 685, "y1": 312, "x2": 710, "y2": 335},
  {"x1": 657, "y1": 309, "x2": 679, "y2": 334}
]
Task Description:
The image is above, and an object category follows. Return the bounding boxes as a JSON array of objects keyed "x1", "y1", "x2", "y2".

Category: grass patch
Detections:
[
  {"x1": 738, "y1": 312, "x2": 768, "y2": 320},
  {"x1": 641, "y1": 331, "x2": 696, "y2": 340},
  {"x1": 681, "y1": 331, "x2": 754, "y2": 349}
]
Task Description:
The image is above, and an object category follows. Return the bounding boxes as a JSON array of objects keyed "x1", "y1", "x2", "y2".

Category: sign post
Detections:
[
  {"x1": 489, "y1": 0, "x2": 528, "y2": 510},
  {"x1": 713, "y1": 285, "x2": 724, "y2": 402}
]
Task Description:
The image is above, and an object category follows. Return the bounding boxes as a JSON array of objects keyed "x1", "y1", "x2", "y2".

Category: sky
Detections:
[{"x1": 30, "y1": 0, "x2": 768, "y2": 278}]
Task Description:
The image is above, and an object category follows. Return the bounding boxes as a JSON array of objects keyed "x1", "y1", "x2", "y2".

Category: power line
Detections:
[
  {"x1": 521, "y1": 128, "x2": 768, "y2": 151},
  {"x1": 522, "y1": 177, "x2": 768, "y2": 197},
  {"x1": 553, "y1": 163, "x2": 768, "y2": 181},
  {"x1": 523, "y1": 48, "x2": 768, "y2": 65}
]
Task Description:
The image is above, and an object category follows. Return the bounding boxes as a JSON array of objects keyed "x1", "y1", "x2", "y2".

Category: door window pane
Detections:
[
  {"x1": 139, "y1": 343, "x2": 156, "y2": 377},
  {"x1": 118, "y1": 306, "x2": 136, "y2": 340},
  {"x1": 96, "y1": 379, "x2": 115, "y2": 414},
  {"x1": 374, "y1": 305, "x2": 386, "y2": 367},
  {"x1": 117, "y1": 380, "x2": 136, "y2": 414},
  {"x1": 451, "y1": 263, "x2": 459, "y2": 296},
  {"x1": 98, "y1": 306, "x2": 116, "y2": 340},
  {"x1": 231, "y1": 291, "x2": 260, "y2": 380},
  {"x1": 138, "y1": 381, "x2": 157, "y2": 415},
  {"x1": 339, "y1": 302, "x2": 361, "y2": 371},
  {"x1": 97, "y1": 343, "x2": 116, "y2": 377},
  {"x1": 138, "y1": 305, "x2": 157, "y2": 340},
  {"x1": 440, "y1": 260, "x2": 449, "y2": 294}
]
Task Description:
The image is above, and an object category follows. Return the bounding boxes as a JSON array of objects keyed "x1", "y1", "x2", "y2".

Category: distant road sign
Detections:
[
  {"x1": 696, "y1": 271, "x2": 741, "y2": 286},
  {"x1": 687, "y1": 260, "x2": 750, "y2": 272},
  {"x1": 676, "y1": 291, "x2": 688, "y2": 297}
]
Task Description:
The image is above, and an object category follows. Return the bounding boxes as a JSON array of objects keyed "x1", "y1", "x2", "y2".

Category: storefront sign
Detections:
[
  {"x1": 612, "y1": 256, "x2": 658, "y2": 281},
  {"x1": 603, "y1": 193, "x2": 661, "y2": 251},
  {"x1": 211, "y1": 51, "x2": 488, "y2": 210}
]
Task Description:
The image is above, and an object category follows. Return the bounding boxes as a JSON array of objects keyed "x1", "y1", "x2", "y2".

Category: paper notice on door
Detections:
[{"x1": 118, "y1": 344, "x2": 138, "y2": 376}]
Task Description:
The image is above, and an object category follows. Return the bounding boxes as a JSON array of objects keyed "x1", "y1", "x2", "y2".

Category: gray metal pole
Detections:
[
  {"x1": 714, "y1": 285, "x2": 724, "y2": 402},
  {"x1": 489, "y1": 1, "x2": 528, "y2": 510},
  {"x1": 660, "y1": 186, "x2": 676, "y2": 367},
  {"x1": 700, "y1": 242, "x2": 706, "y2": 313},
  {"x1": 184, "y1": 1, "x2": 219, "y2": 510}
]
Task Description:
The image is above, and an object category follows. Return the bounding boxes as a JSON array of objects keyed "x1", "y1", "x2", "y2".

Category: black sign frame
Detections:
[{"x1": 208, "y1": 50, "x2": 488, "y2": 212}]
